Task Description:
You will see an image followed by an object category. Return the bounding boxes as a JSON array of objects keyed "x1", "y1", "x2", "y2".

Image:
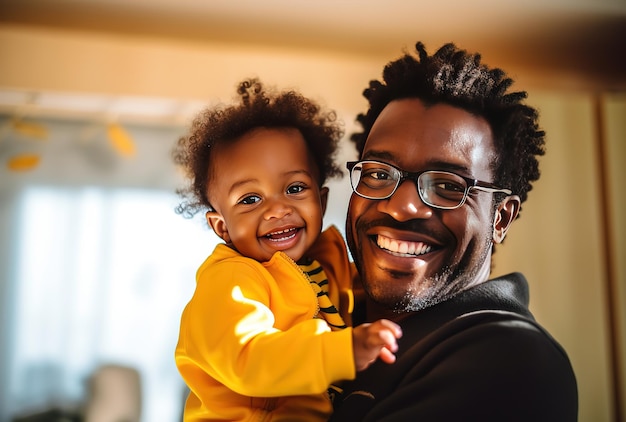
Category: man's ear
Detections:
[
  {"x1": 319, "y1": 186, "x2": 329, "y2": 217},
  {"x1": 206, "y1": 211, "x2": 231, "y2": 243},
  {"x1": 493, "y1": 195, "x2": 521, "y2": 244}
]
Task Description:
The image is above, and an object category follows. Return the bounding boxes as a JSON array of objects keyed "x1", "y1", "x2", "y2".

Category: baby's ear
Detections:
[
  {"x1": 206, "y1": 211, "x2": 231, "y2": 243},
  {"x1": 493, "y1": 195, "x2": 520, "y2": 244},
  {"x1": 319, "y1": 186, "x2": 329, "y2": 217}
]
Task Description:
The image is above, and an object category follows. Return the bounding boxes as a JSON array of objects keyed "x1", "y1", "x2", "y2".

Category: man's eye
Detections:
[
  {"x1": 239, "y1": 195, "x2": 261, "y2": 205},
  {"x1": 435, "y1": 181, "x2": 465, "y2": 193},
  {"x1": 362, "y1": 169, "x2": 394, "y2": 186},
  {"x1": 364, "y1": 170, "x2": 386, "y2": 179},
  {"x1": 429, "y1": 181, "x2": 466, "y2": 201},
  {"x1": 287, "y1": 184, "x2": 306, "y2": 194}
]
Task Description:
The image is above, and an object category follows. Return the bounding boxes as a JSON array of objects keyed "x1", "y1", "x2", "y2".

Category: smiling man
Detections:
[{"x1": 330, "y1": 42, "x2": 578, "y2": 421}]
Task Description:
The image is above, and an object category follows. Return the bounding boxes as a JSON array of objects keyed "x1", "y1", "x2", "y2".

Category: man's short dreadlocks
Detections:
[{"x1": 352, "y1": 42, "x2": 545, "y2": 211}]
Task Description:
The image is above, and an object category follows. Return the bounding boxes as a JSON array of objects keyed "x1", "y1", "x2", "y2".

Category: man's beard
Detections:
[{"x1": 348, "y1": 214, "x2": 494, "y2": 314}]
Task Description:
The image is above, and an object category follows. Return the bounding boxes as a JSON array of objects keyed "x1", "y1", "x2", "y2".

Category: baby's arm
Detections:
[{"x1": 352, "y1": 319, "x2": 403, "y2": 371}]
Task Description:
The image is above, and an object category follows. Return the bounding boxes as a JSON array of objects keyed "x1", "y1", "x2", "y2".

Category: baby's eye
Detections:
[
  {"x1": 238, "y1": 195, "x2": 261, "y2": 205},
  {"x1": 287, "y1": 184, "x2": 307, "y2": 195}
]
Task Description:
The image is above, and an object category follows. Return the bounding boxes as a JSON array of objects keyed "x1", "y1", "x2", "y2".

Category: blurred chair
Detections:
[{"x1": 83, "y1": 364, "x2": 141, "y2": 422}]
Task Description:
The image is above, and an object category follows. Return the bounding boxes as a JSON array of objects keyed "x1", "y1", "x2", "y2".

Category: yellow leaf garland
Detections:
[
  {"x1": 12, "y1": 120, "x2": 49, "y2": 140},
  {"x1": 107, "y1": 123, "x2": 136, "y2": 157},
  {"x1": 7, "y1": 154, "x2": 41, "y2": 171}
]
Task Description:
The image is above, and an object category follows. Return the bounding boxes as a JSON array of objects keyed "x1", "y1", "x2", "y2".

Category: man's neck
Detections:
[{"x1": 365, "y1": 299, "x2": 413, "y2": 323}]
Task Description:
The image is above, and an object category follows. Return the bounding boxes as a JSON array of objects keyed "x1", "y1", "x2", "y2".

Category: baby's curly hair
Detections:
[
  {"x1": 352, "y1": 42, "x2": 545, "y2": 213},
  {"x1": 173, "y1": 78, "x2": 344, "y2": 217}
]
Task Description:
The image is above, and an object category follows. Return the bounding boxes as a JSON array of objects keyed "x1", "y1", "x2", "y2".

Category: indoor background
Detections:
[{"x1": 0, "y1": 0, "x2": 625, "y2": 421}]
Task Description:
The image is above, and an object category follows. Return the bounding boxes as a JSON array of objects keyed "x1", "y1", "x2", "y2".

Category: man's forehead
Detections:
[{"x1": 363, "y1": 100, "x2": 495, "y2": 175}]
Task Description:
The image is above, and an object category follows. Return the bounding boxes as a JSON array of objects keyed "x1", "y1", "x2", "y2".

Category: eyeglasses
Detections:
[{"x1": 347, "y1": 160, "x2": 512, "y2": 210}]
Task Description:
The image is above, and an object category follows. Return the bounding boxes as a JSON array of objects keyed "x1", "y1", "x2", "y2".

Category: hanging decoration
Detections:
[
  {"x1": 107, "y1": 123, "x2": 136, "y2": 158},
  {"x1": 11, "y1": 118, "x2": 49, "y2": 140},
  {"x1": 6, "y1": 154, "x2": 41, "y2": 171},
  {"x1": 4, "y1": 118, "x2": 49, "y2": 172}
]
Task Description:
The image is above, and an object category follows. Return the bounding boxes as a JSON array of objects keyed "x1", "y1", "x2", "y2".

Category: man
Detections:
[{"x1": 329, "y1": 42, "x2": 578, "y2": 421}]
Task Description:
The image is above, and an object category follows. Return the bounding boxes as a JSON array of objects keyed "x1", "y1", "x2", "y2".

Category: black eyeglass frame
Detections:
[{"x1": 346, "y1": 160, "x2": 513, "y2": 210}]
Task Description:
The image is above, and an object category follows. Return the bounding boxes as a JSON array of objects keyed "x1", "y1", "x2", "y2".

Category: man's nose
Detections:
[{"x1": 377, "y1": 180, "x2": 432, "y2": 221}]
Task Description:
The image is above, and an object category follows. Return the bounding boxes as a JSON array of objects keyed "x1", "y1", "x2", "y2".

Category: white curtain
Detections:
[
  {"x1": 0, "y1": 117, "x2": 218, "y2": 421},
  {"x1": 7, "y1": 186, "x2": 217, "y2": 421}
]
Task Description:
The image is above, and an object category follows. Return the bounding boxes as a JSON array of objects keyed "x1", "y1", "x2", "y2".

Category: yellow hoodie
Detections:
[{"x1": 176, "y1": 226, "x2": 357, "y2": 421}]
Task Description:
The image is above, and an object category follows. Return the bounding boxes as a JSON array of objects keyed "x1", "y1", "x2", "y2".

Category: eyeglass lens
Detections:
[{"x1": 350, "y1": 161, "x2": 469, "y2": 209}]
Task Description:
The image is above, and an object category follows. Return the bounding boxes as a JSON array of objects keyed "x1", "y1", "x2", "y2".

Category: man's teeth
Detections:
[{"x1": 376, "y1": 234, "x2": 432, "y2": 256}]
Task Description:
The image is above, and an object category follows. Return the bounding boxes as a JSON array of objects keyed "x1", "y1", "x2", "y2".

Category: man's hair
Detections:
[
  {"x1": 352, "y1": 42, "x2": 545, "y2": 211},
  {"x1": 173, "y1": 78, "x2": 344, "y2": 217}
]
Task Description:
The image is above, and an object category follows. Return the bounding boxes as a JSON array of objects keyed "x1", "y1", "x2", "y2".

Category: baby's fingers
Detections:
[
  {"x1": 378, "y1": 346, "x2": 397, "y2": 364},
  {"x1": 378, "y1": 327, "x2": 399, "y2": 353},
  {"x1": 378, "y1": 319, "x2": 403, "y2": 339}
]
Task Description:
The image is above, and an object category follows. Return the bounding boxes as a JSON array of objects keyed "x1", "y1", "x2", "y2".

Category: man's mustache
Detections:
[{"x1": 355, "y1": 216, "x2": 445, "y2": 241}]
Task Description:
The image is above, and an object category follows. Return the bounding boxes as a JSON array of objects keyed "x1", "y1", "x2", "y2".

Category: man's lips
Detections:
[{"x1": 374, "y1": 233, "x2": 433, "y2": 257}]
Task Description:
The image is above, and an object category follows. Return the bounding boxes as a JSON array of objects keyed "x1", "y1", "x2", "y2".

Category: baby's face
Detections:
[{"x1": 206, "y1": 127, "x2": 326, "y2": 262}]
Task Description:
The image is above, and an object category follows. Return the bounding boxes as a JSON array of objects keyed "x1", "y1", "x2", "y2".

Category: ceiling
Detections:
[
  {"x1": 0, "y1": 0, "x2": 625, "y2": 122},
  {"x1": 2, "y1": 0, "x2": 625, "y2": 81}
]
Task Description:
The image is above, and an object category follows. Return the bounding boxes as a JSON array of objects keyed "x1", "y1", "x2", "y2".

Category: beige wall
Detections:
[
  {"x1": 0, "y1": 24, "x2": 382, "y2": 113},
  {"x1": 2, "y1": 24, "x2": 624, "y2": 421},
  {"x1": 491, "y1": 92, "x2": 621, "y2": 421}
]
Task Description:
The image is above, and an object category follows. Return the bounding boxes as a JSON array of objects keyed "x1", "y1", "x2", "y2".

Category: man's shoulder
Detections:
[
  {"x1": 331, "y1": 302, "x2": 578, "y2": 422},
  {"x1": 402, "y1": 308, "x2": 577, "y2": 416},
  {"x1": 420, "y1": 308, "x2": 571, "y2": 366}
]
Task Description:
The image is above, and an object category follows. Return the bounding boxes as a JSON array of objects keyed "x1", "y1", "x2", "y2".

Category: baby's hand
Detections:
[{"x1": 352, "y1": 319, "x2": 402, "y2": 371}]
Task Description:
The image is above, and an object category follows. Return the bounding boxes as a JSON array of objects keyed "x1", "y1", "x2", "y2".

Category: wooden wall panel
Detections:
[{"x1": 601, "y1": 94, "x2": 626, "y2": 421}]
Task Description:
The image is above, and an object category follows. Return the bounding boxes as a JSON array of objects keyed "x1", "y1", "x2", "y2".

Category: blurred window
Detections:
[{"x1": 5, "y1": 186, "x2": 217, "y2": 421}]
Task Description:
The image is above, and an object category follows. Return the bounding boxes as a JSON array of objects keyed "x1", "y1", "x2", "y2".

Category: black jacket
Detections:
[{"x1": 330, "y1": 273, "x2": 578, "y2": 421}]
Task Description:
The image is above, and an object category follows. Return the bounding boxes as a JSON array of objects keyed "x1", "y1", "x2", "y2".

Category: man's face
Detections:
[{"x1": 346, "y1": 99, "x2": 500, "y2": 313}]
